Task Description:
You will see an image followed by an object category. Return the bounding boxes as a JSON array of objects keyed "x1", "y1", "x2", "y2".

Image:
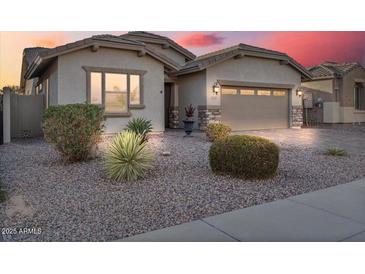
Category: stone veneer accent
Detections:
[
  {"x1": 291, "y1": 105, "x2": 303, "y2": 127},
  {"x1": 198, "y1": 105, "x2": 222, "y2": 130},
  {"x1": 168, "y1": 106, "x2": 179, "y2": 129}
]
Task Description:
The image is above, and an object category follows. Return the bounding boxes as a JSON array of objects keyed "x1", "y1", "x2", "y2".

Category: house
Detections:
[
  {"x1": 20, "y1": 31, "x2": 312, "y2": 133},
  {"x1": 301, "y1": 62, "x2": 365, "y2": 124}
]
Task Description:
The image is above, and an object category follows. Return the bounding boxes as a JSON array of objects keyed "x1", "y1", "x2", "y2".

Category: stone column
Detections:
[
  {"x1": 291, "y1": 105, "x2": 303, "y2": 127},
  {"x1": 168, "y1": 84, "x2": 179, "y2": 128},
  {"x1": 198, "y1": 105, "x2": 221, "y2": 130},
  {"x1": 3, "y1": 88, "x2": 11, "y2": 143}
]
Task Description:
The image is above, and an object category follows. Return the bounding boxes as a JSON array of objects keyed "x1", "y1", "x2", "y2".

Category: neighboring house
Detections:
[
  {"x1": 20, "y1": 31, "x2": 311, "y2": 133},
  {"x1": 301, "y1": 62, "x2": 365, "y2": 124}
]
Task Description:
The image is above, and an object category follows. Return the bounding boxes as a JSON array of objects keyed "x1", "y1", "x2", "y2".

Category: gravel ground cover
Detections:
[{"x1": 1, "y1": 129, "x2": 365, "y2": 241}]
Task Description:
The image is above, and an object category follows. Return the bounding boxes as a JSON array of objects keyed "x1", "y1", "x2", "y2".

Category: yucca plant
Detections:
[
  {"x1": 326, "y1": 147, "x2": 347, "y2": 156},
  {"x1": 105, "y1": 131, "x2": 154, "y2": 182},
  {"x1": 125, "y1": 117, "x2": 153, "y2": 143}
]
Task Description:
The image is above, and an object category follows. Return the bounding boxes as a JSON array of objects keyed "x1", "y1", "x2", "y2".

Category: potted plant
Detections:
[{"x1": 183, "y1": 104, "x2": 195, "y2": 136}]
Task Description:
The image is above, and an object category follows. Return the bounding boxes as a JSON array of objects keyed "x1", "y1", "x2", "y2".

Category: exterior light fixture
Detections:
[
  {"x1": 213, "y1": 81, "x2": 221, "y2": 95},
  {"x1": 296, "y1": 88, "x2": 304, "y2": 97}
]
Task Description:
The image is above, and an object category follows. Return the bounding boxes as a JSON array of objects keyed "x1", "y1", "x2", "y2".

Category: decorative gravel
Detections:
[{"x1": 1, "y1": 129, "x2": 365, "y2": 241}]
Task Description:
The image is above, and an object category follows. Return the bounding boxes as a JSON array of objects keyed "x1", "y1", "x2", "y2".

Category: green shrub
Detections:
[
  {"x1": 0, "y1": 178, "x2": 7, "y2": 203},
  {"x1": 43, "y1": 104, "x2": 104, "y2": 162},
  {"x1": 209, "y1": 135, "x2": 279, "y2": 180},
  {"x1": 125, "y1": 117, "x2": 153, "y2": 143},
  {"x1": 326, "y1": 147, "x2": 347, "y2": 156},
  {"x1": 206, "y1": 123, "x2": 231, "y2": 142},
  {"x1": 105, "y1": 131, "x2": 154, "y2": 182}
]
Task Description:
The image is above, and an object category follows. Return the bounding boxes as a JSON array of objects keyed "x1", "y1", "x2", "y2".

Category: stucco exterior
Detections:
[
  {"x1": 55, "y1": 47, "x2": 165, "y2": 133},
  {"x1": 176, "y1": 70, "x2": 206, "y2": 128},
  {"x1": 301, "y1": 79, "x2": 333, "y2": 94}
]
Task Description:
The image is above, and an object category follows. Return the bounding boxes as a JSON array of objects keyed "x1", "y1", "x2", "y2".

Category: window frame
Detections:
[
  {"x1": 354, "y1": 83, "x2": 365, "y2": 111},
  {"x1": 83, "y1": 66, "x2": 146, "y2": 117}
]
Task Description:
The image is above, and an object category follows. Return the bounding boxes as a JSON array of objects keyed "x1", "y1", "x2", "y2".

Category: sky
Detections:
[{"x1": 1, "y1": 31, "x2": 365, "y2": 89}]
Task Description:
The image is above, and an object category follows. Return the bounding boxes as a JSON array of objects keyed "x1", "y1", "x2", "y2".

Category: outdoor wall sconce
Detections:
[
  {"x1": 296, "y1": 88, "x2": 304, "y2": 97},
  {"x1": 213, "y1": 81, "x2": 221, "y2": 95}
]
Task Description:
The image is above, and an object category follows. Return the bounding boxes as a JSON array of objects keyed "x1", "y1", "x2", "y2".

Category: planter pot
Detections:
[{"x1": 183, "y1": 120, "x2": 194, "y2": 136}]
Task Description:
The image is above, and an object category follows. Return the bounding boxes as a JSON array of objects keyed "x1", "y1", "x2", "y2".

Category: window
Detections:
[
  {"x1": 355, "y1": 83, "x2": 365, "y2": 111},
  {"x1": 221, "y1": 88, "x2": 238, "y2": 95},
  {"x1": 105, "y1": 73, "x2": 128, "y2": 113},
  {"x1": 257, "y1": 90, "x2": 271, "y2": 96},
  {"x1": 130, "y1": 75, "x2": 140, "y2": 105},
  {"x1": 240, "y1": 89, "x2": 255, "y2": 95},
  {"x1": 85, "y1": 67, "x2": 145, "y2": 115},
  {"x1": 90, "y1": 72, "x2": 102, "y2": 104},
  {"x1": 273, "y1": 90, "x2": 286, "y2": 96}
]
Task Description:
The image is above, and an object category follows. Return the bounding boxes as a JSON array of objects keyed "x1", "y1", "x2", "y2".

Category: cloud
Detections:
[
  {"x1": 177, "y1": 32, "x2": 224, "y2": 47},
  {"x1": 31, "y1": 32, "x2": 68, "y2": 48},
  {"x1": 255, "y1": 32, "x2": 365, "y2": 67}
]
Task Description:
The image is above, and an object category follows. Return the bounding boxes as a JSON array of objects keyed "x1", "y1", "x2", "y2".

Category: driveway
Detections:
[{"x1": 236, "y1": 125, "x2": 365, "y2": 155}]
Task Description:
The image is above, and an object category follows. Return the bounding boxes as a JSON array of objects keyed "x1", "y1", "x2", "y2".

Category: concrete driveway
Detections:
[{"x1": 237, "y1": 125, "x2": 365, "y2": 155}]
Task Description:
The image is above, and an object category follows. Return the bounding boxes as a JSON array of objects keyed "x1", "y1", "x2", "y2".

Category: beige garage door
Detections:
[{"x1": 221, "y1": 87, "x2": 289, "y2": 130}]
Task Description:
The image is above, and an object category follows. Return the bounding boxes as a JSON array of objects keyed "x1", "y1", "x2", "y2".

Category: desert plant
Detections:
[
  {"x1": 326, "y1": 147, "x2": 347, "y2": 156},
  {"x1": 209, "y1": 135, "x2": 279, "y2": 180},
  {"x1": 43, "y1": 104, "x2": 104, "y2": 162},
  {"x1": 184, "y1": 104, "x2": 195, "y2": 119},
  {"x1": 0, "y1": 178, "x2": 7, "y2": 203},
  {"x1": 125, "y1": 117, "x2": 153, "y2": 143},
  {"x1": 206, "y1": 123, "x2": 231, "y2": 142},
  {"x1": 105, "y1": 131, "x2": 154, "y2": 182}
]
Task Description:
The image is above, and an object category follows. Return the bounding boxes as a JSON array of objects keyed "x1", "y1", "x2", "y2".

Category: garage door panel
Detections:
[{"x1": 221, "y1": 89, "x2": 289, "y2": 130}]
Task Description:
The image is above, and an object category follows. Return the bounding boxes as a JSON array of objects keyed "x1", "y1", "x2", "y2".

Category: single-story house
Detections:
[
  {"x1": 300, "y1": 62, "x2": 365, "y2": 124},
  {"x1": 20, "y1": 31, "x2": 312, "y2": 133}
]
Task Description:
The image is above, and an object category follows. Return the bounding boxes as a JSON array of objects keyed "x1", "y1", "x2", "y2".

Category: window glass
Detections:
[
  {"x1": 273, "y1": 90, "x2": 286, "y2": 96},
  {"x1": 105, "y1": 93, "x2": 128, "y2": 113},
  {"x1": 130, "y1": 75, "x2": 140, "y2": 105},
  {"x1": 355, "y1": 84, "x2": 365, "y2": 110},
  {"x1": 257, "y1": 90, "x2": 271, "y2": 96},
  {"x1": 240, "y1": 89, "x2": 255, "y2": 95},
  {"x1": 105, "y1": 73, "x2": 127, "y2": 92},
  {"x1": 221, "y1": 88, "x2": 237, "y2": 95},
  {"x1": 90, "y1": 72, "x2": 102, "y2": 104}
]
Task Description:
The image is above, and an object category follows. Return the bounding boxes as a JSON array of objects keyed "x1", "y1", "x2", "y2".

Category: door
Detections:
[
  {"x1": 164, "y1": 83, "x2": 172, "y2": 128},
  {"x1": 221, "y1": 87, "x2": 289, "y2": 130}
]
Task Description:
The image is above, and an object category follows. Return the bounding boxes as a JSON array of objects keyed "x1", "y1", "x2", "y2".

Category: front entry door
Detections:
[{"x1": 164, "y1": 83, "x2": 172, "y2": 128}]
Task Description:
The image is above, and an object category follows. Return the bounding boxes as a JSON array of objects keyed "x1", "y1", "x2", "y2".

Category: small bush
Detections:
[
  {"x1": 105, "y1": 131, "x2": 154, "y2": 182},
  {"x1": 0, "y1": 178, "x2": 7, "y2": 203},
  {"x1": 206, "y1": 123, "x2": 231, "y2": 142},
  {"x1": 209, "y1": 135, "x2": 279, "y2": 180},
  {"x1": 43, "y1": 104, "x2": 104, "y2": 162},
  {"x1": 326, "y1": 147, "x2": 347, "y2": 156},
  {"x1": 125, "y1": 117, "x2": 153, "y2": 143}
]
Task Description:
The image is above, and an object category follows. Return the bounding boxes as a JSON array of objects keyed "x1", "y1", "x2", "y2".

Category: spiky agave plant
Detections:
[
  {"x1": 125, "y1": 117, "x2": 153, "y2": 143},
  {"x1": 105, "y1": 131, "x2": 154, "y2": 182}
]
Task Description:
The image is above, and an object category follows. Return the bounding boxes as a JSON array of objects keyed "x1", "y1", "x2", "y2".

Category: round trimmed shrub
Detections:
[
  {"x1": 205, "y1": 123, "x2": 231, "y2": 142},
  {"x1": 209, "y1": 135, "x2": 279, "y2": 180},
  {"x1": 105, "y1": 131, "x2": 154, "y2": 182},
  {"x1": 43, "y1": 104, "x2": 104, "y2": 162}
]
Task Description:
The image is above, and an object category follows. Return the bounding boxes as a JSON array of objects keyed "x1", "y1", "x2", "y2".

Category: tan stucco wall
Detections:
[
  {"x1": 176, "y1": 70, "x2": 206, "y2": 128},
  {"x1": 57, "y1": 47, "x2": 165, "y2": 133},
  {"x1": 323, "y1": 102, "x2": 340, "y2": 123},
  {"x1": 323, "y1": 103, "x2": 365, "y2": 123},
  {"x1": 205, "y1": 56, "x2": 302, "y2": 107},
  {"x1": 301, "y1": 79, "x2": 333, "y2": 93},
  {"x1": 341, "y1": 67, "x2": 365, "y2": 107},
  {"x1": 145, "y1": 43, "x2": 187, "y2": 66}
]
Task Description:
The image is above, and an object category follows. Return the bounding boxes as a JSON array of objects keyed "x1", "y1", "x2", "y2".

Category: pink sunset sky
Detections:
[{"x1": 0, "y1": 31, "x2": 365, "y2": 89}]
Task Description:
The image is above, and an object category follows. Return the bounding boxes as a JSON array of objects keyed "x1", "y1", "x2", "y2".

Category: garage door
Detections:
[{"x1": 221, "y1": 87, "x2": 289, "y2": 130}]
